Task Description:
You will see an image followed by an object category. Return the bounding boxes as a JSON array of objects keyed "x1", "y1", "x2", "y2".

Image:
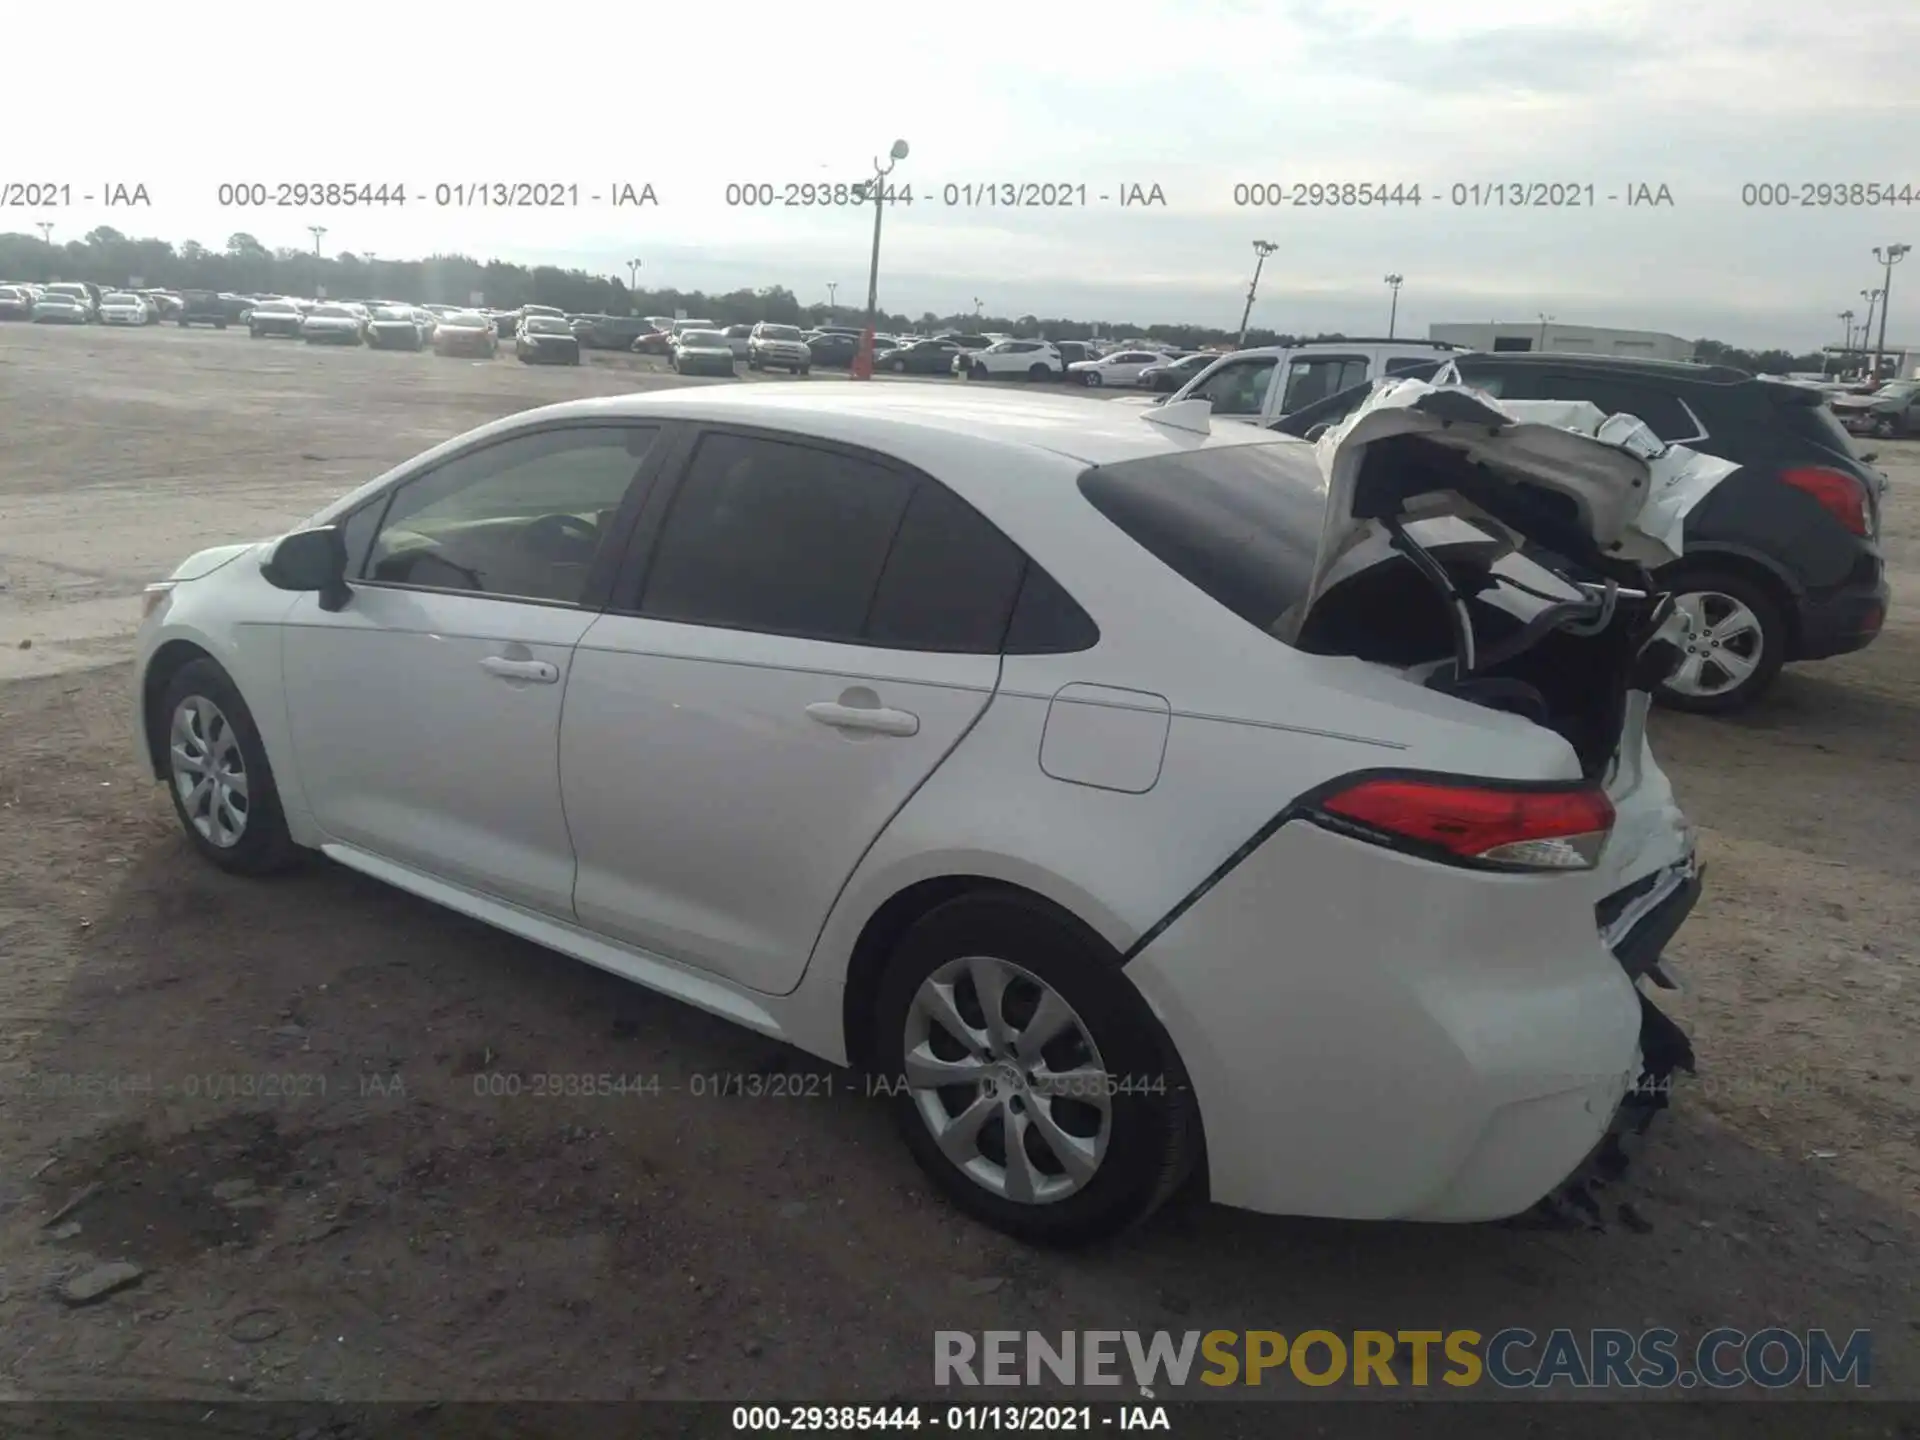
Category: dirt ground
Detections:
[{"x1": 0, "y1": 324, "x2": 1914, "y2": 1408}]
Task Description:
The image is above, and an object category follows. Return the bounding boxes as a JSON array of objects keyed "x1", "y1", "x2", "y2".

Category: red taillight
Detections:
[
  {"x1": 1311, "y1": 775, "x2": 1615, "y2": 872},
  {"x1": 1779, "y1": 466, "x2": 1869, "y2": 537}
]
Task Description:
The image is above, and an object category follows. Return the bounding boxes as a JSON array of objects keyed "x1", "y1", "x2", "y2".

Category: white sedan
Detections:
[
  {"x1": 134, "y1": 382, "x2": 1719, "y2": 1244},
  {"x1": 99, "y1": 292, "x2": 152, "y2": 325},
  {"x1": 300, "y1": 304, "x2": 366, "y2": 344},
  {"x1": 1066, "y1": 349, "x2": 1169, "y2": 387}
]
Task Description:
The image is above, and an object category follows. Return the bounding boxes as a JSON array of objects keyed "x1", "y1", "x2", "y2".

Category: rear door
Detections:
[{"x1": 559, "y1": 426, "x2": 1026, "y2": 995}]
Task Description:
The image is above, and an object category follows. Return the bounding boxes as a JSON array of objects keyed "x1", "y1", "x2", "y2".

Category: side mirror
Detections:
[{"x1": 263, "y1": 526, "x2": 350, "y2": 612}]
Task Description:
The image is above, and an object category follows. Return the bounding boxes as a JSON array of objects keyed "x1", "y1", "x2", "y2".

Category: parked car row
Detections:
[{"x1": 3, "y1": 286, "x2": 583, "y2": 366}]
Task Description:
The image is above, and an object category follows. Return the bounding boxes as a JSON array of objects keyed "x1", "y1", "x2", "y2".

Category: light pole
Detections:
[
  {"x1": 627, "y1": 257, "x2": 642, "y2": 293},
  {"x1": 1537, "y1": 312, "x2": 1555, "y2": 351},
  {"x1": 364, "y1": 251, "x2": 377, "y2": 298},
  {"x1": 1837, "y1": 309, "x2": 1856, "y2": 373},
  {"x1": 308, "y1": 225, "x2": 327, "y2": 300},
  {"x1": 1871, "y1": 243, "x2": 1910, "y2": 383},
  {"x1": 1383, "y1": 273, "x2": 1404, "y2": 339},
  {"x1": 35, "y1": 222, "x2": 53, "y2": 278},
  {"x1": 1859, "y1": 289, "x2": 1882, "y2": 377},
  {"x1": 827, "y1": 281, "x2": 837, "y2": 320},
  {"x1": 854, "y1": 138, "x2": 909, "y2": 381},
  {"x1": 1236, "y1": 240, "x2": 1277, "y2": 347},
  {"x1": 973, "y1": 297, "x2": 983, "y2": 319}
]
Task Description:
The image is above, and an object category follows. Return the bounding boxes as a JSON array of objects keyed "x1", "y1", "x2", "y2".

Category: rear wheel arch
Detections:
[
  {"x1": 839, "y1": 877, "x2": 1128, "y2": 1074},
  {"x1": 142, "y1": 639, "x2": 216, "y2": 777}
]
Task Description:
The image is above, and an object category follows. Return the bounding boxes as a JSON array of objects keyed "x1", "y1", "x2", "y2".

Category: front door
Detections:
[{"x1": 281, "y1": 422, "x2": 662, "y2": 916}]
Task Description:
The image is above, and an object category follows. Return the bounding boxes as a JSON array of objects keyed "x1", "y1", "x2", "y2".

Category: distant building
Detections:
[
  {"x1": 1820, "y1": 343, "x2": 1919, "y2": 380},
  {"x1": 1427, "y1": 322, "x2": 1694, "y2": 362}
]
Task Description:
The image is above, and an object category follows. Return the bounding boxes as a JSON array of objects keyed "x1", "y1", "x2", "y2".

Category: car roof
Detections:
[
  {"x1": 525, "y1": 383, "x2": 1296, "y2": 466},
  {"x1": 1220, "y1": 339, "x2": 1466, "y2": 361},
  {"x1": 1454, "y1": 352, "x2": 1753, "y2": 386}
]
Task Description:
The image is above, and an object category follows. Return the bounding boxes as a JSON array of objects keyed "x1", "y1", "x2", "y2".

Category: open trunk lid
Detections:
[
  {"x1": 1287, "y1": 380, "x2": 1739, "y2": 626},
  {"x1": 1286, "y1": 380, "x2": 1733, "y2": 904}
]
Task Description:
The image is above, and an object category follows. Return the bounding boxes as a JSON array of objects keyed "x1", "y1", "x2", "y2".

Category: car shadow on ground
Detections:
[{"x1": 1, "y1": 829, "x2": 1912, "y2": 1400}]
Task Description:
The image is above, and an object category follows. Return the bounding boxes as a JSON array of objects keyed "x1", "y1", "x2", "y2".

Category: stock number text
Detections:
[{"x1": 217, "y1": 182, "x2": 407, "y2": 208}]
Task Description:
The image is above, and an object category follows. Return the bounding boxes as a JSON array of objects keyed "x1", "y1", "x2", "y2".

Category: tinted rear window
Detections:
[
  {"x1": 1769, "y1": 389, "x2": 1862, "y2": 459},
  {"x1": 1078, "y1": 442, "x2": 1328, "y2": 633}
]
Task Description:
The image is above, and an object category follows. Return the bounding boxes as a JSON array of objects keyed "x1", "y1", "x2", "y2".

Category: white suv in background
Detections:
[
  {"x1": 1168, "y1": 340, "x2": 1468, "y2": 423},
  {"x1": 957, "y1": 339, "x2": 1065, "y2": 381}
]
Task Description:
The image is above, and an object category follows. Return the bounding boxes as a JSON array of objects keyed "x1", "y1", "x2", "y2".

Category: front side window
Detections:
[
  {"x1": 1189, "y1": 358, "x2": 1279, "y2": 416},
  {"x1": 362, "y1": 426, "x2": 657, "y2": 604}
]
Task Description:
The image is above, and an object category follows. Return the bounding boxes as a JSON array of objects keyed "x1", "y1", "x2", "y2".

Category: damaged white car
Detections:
[{"x1": 134, "y1": 381, "x2": 1717, "y2": 1246}]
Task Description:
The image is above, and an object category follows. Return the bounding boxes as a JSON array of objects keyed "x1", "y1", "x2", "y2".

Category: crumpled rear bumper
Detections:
[{"x1": 1516, "y1": 869, "x2": 1704, "y2": 1228}]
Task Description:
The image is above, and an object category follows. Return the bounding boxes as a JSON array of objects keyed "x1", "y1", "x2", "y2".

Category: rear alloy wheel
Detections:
[
  {"x1": 873, "y1": 892, "x2": 1198, "y2": 1246},
  {"x1": 1873, "y1": 416, "x2": 1898, "y2": 439},
  {"x1": 1084, "y1": 371, "x2": 1102, "y2": 386},
  {"x1": 1655, "y1": 571, "x2": 1786, "y2": 714},
  {"x1": 159, "y1": 658, "x2": 299, "y2": 875}
]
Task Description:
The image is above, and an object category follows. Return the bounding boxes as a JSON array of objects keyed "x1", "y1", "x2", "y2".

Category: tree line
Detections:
[{"x1": 0, "y1": 226, "x2": 1838, "y2": 372}]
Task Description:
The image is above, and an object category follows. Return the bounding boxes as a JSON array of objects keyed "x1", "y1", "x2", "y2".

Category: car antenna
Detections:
[{"x1": 1142, "y1": 399, "x2": 1212, "y2": 436}]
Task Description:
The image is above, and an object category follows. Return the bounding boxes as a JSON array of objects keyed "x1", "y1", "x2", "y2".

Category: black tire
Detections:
[
  {"x1": 799, "y1": 365, "x2": 810, "y2": 376},
  {"x1": 249, "y1": 327, "x2": 263, "y2": 338},
  {"x1": 871, "y1": 891, "x2": 1199, "y2": 1247},
  {"x1": 177, "y1": 318, "x2": 189, "y2": 328},
  {"x1": 891, "y1": 357, "x2": 906, "y2": 372},
  {"x1": 1028, "y1": 364, "x2": 1051, "y2": 381},
  {"x1": 157, "y1": 658, "x2": 300, "y2": 876},
  {"x1": 970, "y1": 362, "x2": 988, "y2": 380},
  {"x1": 215, "y1": 320, "x2": 228, "y2": 330},
  {"x1": 1653, "y1": 568, "x2": 1788, "y2": 715}
]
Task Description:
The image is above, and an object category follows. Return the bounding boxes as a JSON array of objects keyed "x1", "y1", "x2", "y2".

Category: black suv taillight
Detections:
[{"x1": 1779, "y1": 466, "x2": 1870, "y2": 537}]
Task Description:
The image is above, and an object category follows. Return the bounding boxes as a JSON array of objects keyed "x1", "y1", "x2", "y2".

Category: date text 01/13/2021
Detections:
[{"x1": 1228, "y1": 181, "x2": 1676, "y2": 207}]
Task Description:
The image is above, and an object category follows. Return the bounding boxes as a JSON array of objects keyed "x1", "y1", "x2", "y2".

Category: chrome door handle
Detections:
[
  {"x1": 805, "y1": 701, "x2": 919, "y2": 737},
  {"x1": 480, "y1": 655, "x2": 559, "y2": 684}
]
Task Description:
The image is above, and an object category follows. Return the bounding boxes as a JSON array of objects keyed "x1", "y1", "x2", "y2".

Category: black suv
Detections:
[{"x1": 1276, "y1": 354, "x2": 1889, "y2": 713}]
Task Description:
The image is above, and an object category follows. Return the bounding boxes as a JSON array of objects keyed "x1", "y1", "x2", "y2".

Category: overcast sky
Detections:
[{"x1": 16, "y1": 0, "x2": 1919, "y2": 348}]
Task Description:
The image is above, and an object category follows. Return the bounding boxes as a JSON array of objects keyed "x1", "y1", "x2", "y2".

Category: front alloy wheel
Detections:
[
  {"x1": 157, "y1": 658, "x2": 299, "y2": 873},
  {"x1": 1655, "y1": 573, "x2": 1785, "y2": 713},
  {"x1": 170, "y1": 696, "x2": 249, "y2": 848}
]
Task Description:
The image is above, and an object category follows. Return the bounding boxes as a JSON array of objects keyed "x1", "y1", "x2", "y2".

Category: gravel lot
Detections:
[{"x1": 0, "y1": 323, "x2": 1915, "y2": 1409}]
